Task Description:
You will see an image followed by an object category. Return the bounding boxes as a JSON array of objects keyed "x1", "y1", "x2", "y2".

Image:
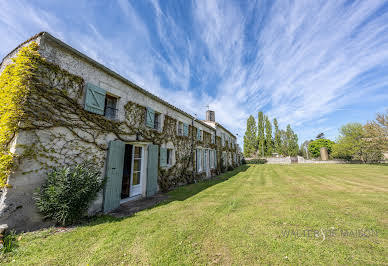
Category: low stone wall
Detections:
[
  {"x1": 263, "y1": 156, "x2": 347, "y2": 164},
  {"x1": 266, "y1": 157, "x2": 292, "y2": 164},
  {"x1": 297, "y1": 156, "x2": 346, "y2": 164}
]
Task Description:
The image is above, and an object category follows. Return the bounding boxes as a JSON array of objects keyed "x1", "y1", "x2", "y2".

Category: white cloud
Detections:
[{"x1": 1, "y1": 0, "x2": 387, "y2": 148}]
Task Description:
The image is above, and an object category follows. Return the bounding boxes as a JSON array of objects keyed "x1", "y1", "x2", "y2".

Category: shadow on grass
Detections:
[
  {"x1": 76, "y1": 165, "x2": 251, "y2": 227},
  {"x1": 18, "y1": 165, "x2": 252, "y2": 234},
  {"x1": 165, "y1": 164, "x2": 250, "y2": 202}
]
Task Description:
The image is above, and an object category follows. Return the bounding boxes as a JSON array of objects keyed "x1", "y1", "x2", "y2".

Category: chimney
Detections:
[{"x1": 206, "y1": 110, "x2": 215, "y2": 122}]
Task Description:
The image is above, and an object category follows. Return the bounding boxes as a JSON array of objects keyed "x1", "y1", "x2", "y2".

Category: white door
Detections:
[{"x1": 130, "y1": 146, "x2": 143, "y2": 197}]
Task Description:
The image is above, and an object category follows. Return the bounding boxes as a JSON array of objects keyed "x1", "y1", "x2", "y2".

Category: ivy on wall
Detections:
[
  {"x1": 0, "y1": 42, "x2": 40, "y2": 187},
  {"x1": 0, "y1": 42, "x2": 238, "y2": 190}
]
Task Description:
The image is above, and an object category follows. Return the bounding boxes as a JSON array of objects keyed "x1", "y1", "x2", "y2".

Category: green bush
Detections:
[
  {"x1": 241, "y1": 158, "x2": 246, "y2": 165},
  {"x1": 246, "y1": 159, "x2": 267, "y2": 164},
  {"x1": 0, "y1": 230, "x2": 17, "y2": 253},
  {"x1": 308, "y1": 139, "x2": 335, "y2": 158},
  {"x1": 34, "y1": 161, "x2": 104, "y2": 226}
]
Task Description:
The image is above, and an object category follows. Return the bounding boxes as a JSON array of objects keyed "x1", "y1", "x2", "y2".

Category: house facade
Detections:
[{"x1": 0, "y1": 32, "x2": 240, "y2": 231}]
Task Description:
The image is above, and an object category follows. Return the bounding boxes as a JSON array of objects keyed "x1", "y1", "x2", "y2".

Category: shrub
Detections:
[
  {"x1": 308, "y1": 139, "x2": 335, "y2": 158},
  {"x1": 227, "y1": 165, "x2": 234, "y2": 171},
  {"x1": 34, "y1": 161, "x2": 104, "y2": 226},
  {"x1": 246, "y1": 159, "x2": 267, "y2": 164},
  {"x1": 0, "y1": 230, "x2": 18, "y2": 253},
  {"x1": 241, "y1": 158, "x2": 246, "y2": 165}
]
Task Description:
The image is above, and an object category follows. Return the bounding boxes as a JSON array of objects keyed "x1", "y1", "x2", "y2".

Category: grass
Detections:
[{"x1": 1, "y1": 164, "x2": 388, "y2": 265}]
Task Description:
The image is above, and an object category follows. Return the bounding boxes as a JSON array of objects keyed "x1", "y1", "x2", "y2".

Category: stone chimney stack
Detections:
[{"x1": 206, "y1": 110, "x2": 215, "y2": 122}]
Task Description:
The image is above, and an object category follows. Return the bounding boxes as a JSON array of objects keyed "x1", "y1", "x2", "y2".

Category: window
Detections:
[
  {"x1": 146, "y1": 107, "x2": 161, "y2": 130},
  {"x1": 132, "y1": 146, "x2": 142, "y2": 186},
  {"x1": 104, "y1": 95, "x2": 118, "y2": 119},
  {"x1": 196, "y1": 149, "x2": 202, "y2": 172},
  {"x1": 211, "y1": 134, "x2": 215, "y2": 144},
  {"x1": 167, "y1": 149, "x2": 173, "y2": 166},
  {"x1": 183, "y1": 123, "x2": 189, "y2": 137},
  {"x1": 177, "y1": 122, "x2": 183, "y2": 136},
  {"x1": 84, "y1": 83, "x2": 119, "y2": 118},
  {"x1": 197, "y1": 129, "x2": 202, "y2": 141},
  {"x1": 201, "y1": 149, "x2": 204, "y2": 170},
  {"x1": 154, "y1": 113, "x2": 160, "y2": 130},
  {"x1": 209, "y1": 150, "x2": 213, "y2": 169}
]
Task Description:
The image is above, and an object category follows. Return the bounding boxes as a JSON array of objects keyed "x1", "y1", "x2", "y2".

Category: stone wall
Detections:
[{"x1": 0, "y1": 33, "x2": 239, "y2": 231}]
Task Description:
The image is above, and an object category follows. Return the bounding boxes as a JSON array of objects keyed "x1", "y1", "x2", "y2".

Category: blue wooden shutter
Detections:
[
  {"x1": 183, "y1": 123, "x2": 189, "y2": 136},
  {"x1": 146, "y1": 144, "x2": 159, "y2": 197},
  {"x1": 103, "y1": 140, "x2": 125, "y2": 213},
  {"x1": 146, "y1": 107, "x2": 155, "y2": 128},
  {"x1": 160, "y1": 147, "x2": 167, "y2": 167},
  {"x1": 84, "y1": 83, "x2": 106, "y2": 115}
]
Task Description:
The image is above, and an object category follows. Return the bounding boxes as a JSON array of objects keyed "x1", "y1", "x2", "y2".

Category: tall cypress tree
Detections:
[
  {"x1": 273, "y1": 118, "x2": 281, "y2": 154},
  {"x1": 286, "y1": 124, "x2": 299, "y2": 156},
  {"x1": 265, "y1": 116, "x2": 273, "y2": 155},
  {"x1": 243, "y1": 115, "x2": 257, "y2": 157},
  {"x1": 257, "y1": 111, "x2": 265, "y2": 157}
]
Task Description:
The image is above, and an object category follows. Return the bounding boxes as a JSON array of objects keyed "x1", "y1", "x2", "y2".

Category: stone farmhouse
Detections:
[{"x1": 0, "y1": 32, "x2": 241, "y2": 231}]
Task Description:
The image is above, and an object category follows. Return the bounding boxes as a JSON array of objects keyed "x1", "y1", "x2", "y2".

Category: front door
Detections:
[
  {"x1": 121, "y1": 144, "x2": 133, "y2": 199},
  {"x1": 121, "y1": 145, "x2": 144, "y2": 199},
  {"x1": 130, "y1": 146, "x2": 143, "y2": 197}
]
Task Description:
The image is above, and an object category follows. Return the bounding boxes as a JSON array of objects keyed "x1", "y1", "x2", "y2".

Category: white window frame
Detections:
[
  {"x1": 167, "y1": 148, "x2": 174, "y2": 166},
  {"x1": 177, "y1": 121, "x2": 183, "y2": 136}
]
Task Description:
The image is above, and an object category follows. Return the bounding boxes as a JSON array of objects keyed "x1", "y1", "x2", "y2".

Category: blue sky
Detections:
[{"x1": 1, "y1": 0, "x2": 387, "y2": 147}]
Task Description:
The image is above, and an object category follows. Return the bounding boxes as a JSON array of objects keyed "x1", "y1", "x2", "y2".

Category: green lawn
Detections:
[{"x1": 1, "y1": 164, "x2": 388, "y2": 265}]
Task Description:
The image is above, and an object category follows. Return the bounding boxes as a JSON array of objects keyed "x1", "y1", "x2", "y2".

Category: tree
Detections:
[
  {"x1": 308, "y1": 139, "x2": 335, "y2": 158},
  {"x1": 286, "y1": 124, "x2": 299, "y2": 156},
  {"x1": 332, "y1": 123, "x2": 365, "y2": 161},
  {"x1": 362, "y1": 111, "x2": 387, "y2": 162},
  {"x1": 257, "y1": 111, "x2": 265, "y2": 157},
  {"x1": 300, "y1": 140, "x2": 312, "y2": 158},
  {"x1": 279, "y1": 130, "x2": 288, "y2": 156},
  {"x1": 316, "y1": 132, "x2": 325, "y2": 139},
  {"x1": 277, "y1": 126, "x2": 298, "y2": 156},
  {"x1": 243, "y1": 115, "x2": 257, "y2": 157},
  {"x1": 265, "y1": 116, "x2": 273, "y2": 156},
  {"x1": 273, "y1": 118, "x2": 281, "y2": 153}
]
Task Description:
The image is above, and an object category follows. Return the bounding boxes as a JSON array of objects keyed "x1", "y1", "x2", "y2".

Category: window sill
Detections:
[
  {"x1": 104, "y1": 116, "x2": 119, "y2": 121},
  {"x1": 146, "y1": 126, "x2": 161, "y2": 131}
]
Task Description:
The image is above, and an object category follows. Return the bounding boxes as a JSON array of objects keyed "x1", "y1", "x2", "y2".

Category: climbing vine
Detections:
[{"x1": 0, "y1": 42, "x2": 40, "y2": 187}]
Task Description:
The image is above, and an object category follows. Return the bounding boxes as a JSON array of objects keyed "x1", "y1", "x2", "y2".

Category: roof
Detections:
[
  {"x1": 0, "y1": 32, "x2": 44, "y2": 68},
  {"x1": 202, "y1": 120, "x2": 236, "y2": 139},
  {"x1": 1, "y1": 32, "x2": 236, "y2": 137}
]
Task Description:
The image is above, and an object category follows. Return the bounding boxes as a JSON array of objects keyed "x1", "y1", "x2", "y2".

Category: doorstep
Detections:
[{"x1": 108, "y1": 193, "x2": 169, "y2": 218}]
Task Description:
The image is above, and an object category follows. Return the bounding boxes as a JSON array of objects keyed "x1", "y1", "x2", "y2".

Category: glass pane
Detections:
[
  {"x1": 133, "y1": 159, "x2": 141, "y2": 172},
  {"x1": 106, "y1": 95, "x2": 117, "y2": 108},
  {"x1": 134, "y1": 146, "x2": 142, "y2": 158},
  {"x1": 132, "y1": 172, "x2": 140, "y2": 185}
]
